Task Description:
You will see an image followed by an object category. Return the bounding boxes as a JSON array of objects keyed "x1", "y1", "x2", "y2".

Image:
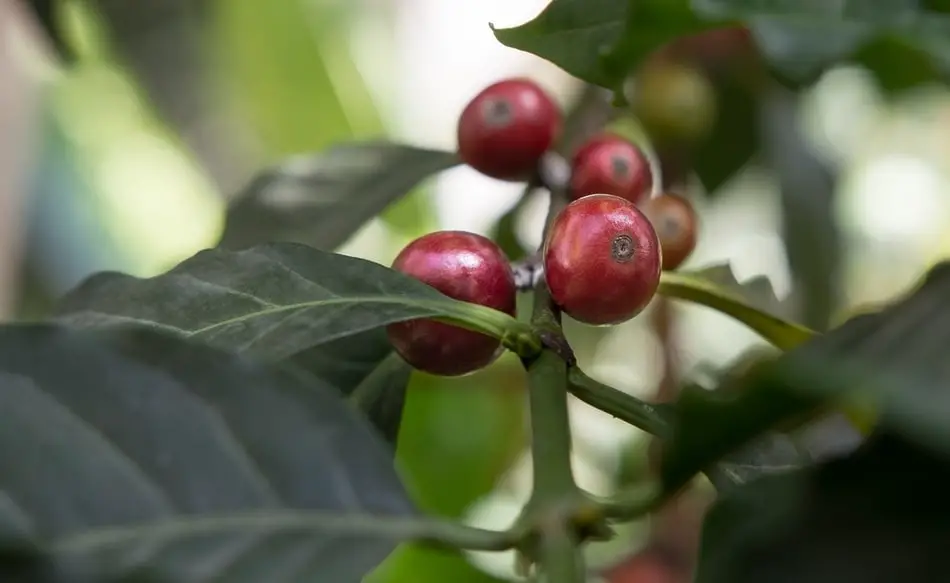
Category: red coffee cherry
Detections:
[
  {"x1": 641, "y1": 193, "x2": 698, "y2": 271},
  {"x1": 387, "y1": 231, "x2": 516, "y2": 376},
  {"x1": 543, "y1": 194, "x2": 662, "y2": 326},
  {"x1": 569, "y1": 134, "x2": 653, "y2": 204},
  {"x1": 457, "y1": 78, "x2": 561, "y2": 181}
]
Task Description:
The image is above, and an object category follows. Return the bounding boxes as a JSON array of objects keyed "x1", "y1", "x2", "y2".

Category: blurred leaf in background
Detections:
[{"x1": 214, "y1": 0, "x2": 436, "y2": 240}]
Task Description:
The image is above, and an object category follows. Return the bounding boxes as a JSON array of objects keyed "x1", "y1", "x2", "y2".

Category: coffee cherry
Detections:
[
  {"x1": 641, "y1": 193, "x2": 698, "y2": 271},
  {"x1": 629, "y1": 60, "x2": 717, "y2": 146},
  {"x1": 569, "y1": 134, "x2": 653, "y2": 204},
  {"x1": 543, "y1": 194, "x2": 662, "y2": 326},
  {"x1": 387, "y1": 231, "x2": 516, "y2": 376},
  {"x1": 457, "y1": 78, "x2": 561, "y2": 181}
]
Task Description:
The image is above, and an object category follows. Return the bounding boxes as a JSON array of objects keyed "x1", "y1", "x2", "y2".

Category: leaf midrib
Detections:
[
  {"x1": 186, "y1": 295, "x2": 474, "y2": 338},
  {"x1": 52, "y1": 510, "x2": 425, "y2": 555}
]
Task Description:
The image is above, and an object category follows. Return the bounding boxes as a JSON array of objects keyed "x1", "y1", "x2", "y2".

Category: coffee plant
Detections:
[{"x1": 10, "y1": 1, "x2": 950, "y2": 582}]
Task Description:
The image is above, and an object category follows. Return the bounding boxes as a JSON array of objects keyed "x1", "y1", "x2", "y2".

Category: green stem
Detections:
[
  {"x1": 516, "y1": 89, "x2": 612, "y2": 583},
  {"x1": 534, "y1": 524, "x2": 586, "y2": 583},
  {"x1": 527, "y1": 349, "x2": 576, "y2": 500},
  {"x1": 520, "y1": 284, "x2": 585, "y2": 582},
  {"x1": 567, "y1": 368, "x2": 671, "y2": 438}
]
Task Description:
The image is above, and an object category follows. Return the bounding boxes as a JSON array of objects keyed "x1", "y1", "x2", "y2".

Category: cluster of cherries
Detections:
[{"x1": 387, "y1": 78, "x2": 698, "y2": 376}]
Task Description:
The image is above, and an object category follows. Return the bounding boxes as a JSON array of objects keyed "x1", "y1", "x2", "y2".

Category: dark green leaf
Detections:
[
  {"x1": 924, "y1": 0, "x2": 950, "y2": 12},
  {"x1": 852, "y1": 35, "x2": 941, "y2": 95},
  {"x1": 0, "y1": 324, "x2": 417, "y2": 583},
  {"x1": 498, "y1": 0, "x2": 950, "y2": 102},
  {"x1": 491, "y1": 0, "x2": 629, "y2": 89},
  {"x1": 53, "y1": 244, "x2": 526, "y2": 445},
  {"x1": 691, "y1": 73, "x2": 760, "y2": 194},
  {"x1": 289, "y1": 331, "x2": 412, "y2": 449},
  {"x1": 696, "y1": 352, "x2": 811, "y2": 490},
  {"x1": 709, "y1": 432, "x2": 809, "y2": 489},
  {"x1": 732, "y1": 22, "x2": 873, "y2": 84},
  {"x1": 348, "y1": 352, "x2": 413, "y2": 447},
  {"x1": 659, "y1": 364, "x2": 823, "y2": 494},
  {"x1": 694, "y1": 1, "x2": 950, "y2": 87},
  {"x1": 758, "y1": 261, "x2": 950, "y2": 460},
  {"x1": 697, "y1": 433, "x2": 950, "y2": 583},
  {"x1": 655, "y1": 264, "x2": 817, "y2": 492},
  {"x1": 665, "y1": 260, "x2": 950, "y2": 496},
  {"x1": 661, "y1": 346, "x2": 864, "y2": 495},
  {"x1": 711, "y1": 412, "x2": 863, "y2": 491},
  {"x1": 759, "y1": 86, "x2": 840, "y2": 331},
  {"x1": 287, "y1": 332, "x2": 396, "y2": 398},
  {"x1": 692, "y1": 0, "x2": 902, "y2": 73},
  {"x1": 600, "y1": 0, "x2": 709, "y2": 90},
  {"x1": 54, "y1": 243, "x2": 519, "y2": 362},
  {"x1": 687, "y1": 351, "x2": 862, "y2": 492},
  {"x1": 218, "y1": 143, "x2": 459, "y2": 251},
  {"x1": 904, "y1": 15, "x2": 950, "y2": 76}
]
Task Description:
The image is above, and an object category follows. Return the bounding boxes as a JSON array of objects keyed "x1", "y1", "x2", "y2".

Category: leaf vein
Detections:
[
  {"x1": 178, "y1": 275, "x2": 279, "y2": 309},
  {"x1": 201, "y1": 533, "x2": 271, "y2": 583},
  {"x1": 245, "y1": 247, "x2": 337, "y2": 299},
  {"x1": 168, "y1": 384, "x2": 285, "y2": 506},
  {"x1": 51, "y1": 510, "x2": 416, "y2": 555},
  {"x1": 0, "y1": 489, "x2": 36, "y2": 536},
  {"x1": 20, "y1": 377, "x2": 178, "y2": 514},
  {"x1": 186, "y1": 296, "x2": 447, "y2": 339}
]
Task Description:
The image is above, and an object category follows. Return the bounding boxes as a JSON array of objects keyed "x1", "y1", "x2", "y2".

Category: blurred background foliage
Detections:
[{"x1": 6, "y1": 0, "x2": 950, "y2": 581}]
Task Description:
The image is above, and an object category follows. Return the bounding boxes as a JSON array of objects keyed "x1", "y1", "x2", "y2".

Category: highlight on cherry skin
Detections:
[
  {"x1": 641, "y1": 192, "x2": 699, "y2": 271},
  {"x1": 387, "y1": 230, "x2": 517, "y2": 376},
  {"x1": 456, "y1": 78, "x2": 562, "y2": 181},
  {"x1": 543, "y1": 194, "x2": 663, "y2": 326},
  {"x1": 569, "y1": 133, "x2": 653, "y2": 204}
]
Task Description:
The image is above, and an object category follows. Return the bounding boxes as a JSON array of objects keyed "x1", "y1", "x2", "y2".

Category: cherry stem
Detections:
[
  {"x1": 511, "y1": 251, "x2": 543, "y2": 291},
  {"x1": 567, "y1": 367, "x2": 672, "y2": 438}
]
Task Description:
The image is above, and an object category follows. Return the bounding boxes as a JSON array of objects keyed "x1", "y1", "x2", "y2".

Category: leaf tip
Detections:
[{"x1": 490, "y1": 21, "x2": 522, "y2": 45}]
